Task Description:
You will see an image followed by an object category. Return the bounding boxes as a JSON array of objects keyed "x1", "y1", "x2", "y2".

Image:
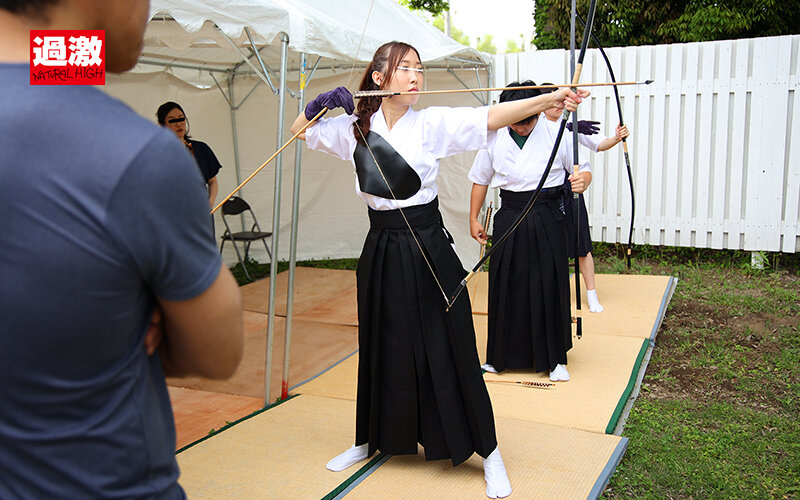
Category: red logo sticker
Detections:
[{"x1": 30, "y1": 30, "x2": 105, "y2": 85}]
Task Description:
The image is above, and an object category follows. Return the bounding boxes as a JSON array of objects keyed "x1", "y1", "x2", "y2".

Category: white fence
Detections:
[{"x1": 493, "y1": 35, "x2": 800, "y2": 253}]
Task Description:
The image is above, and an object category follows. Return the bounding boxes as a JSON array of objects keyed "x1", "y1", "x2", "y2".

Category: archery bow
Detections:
[
  {"x1": 570, "y1": 0, "x2": 583, "y2": 339},
  {"x1": 577, "y1": 11, "x2": 636, "y2": 269},
  {"x1": 446, "y1": 0, "x2": 599, "y2": 311}
]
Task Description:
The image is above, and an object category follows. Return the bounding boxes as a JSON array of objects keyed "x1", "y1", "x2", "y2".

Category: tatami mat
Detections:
[
  {"x1": 481, "y1": 334, "x2": 648, "y2": 434},
  {"x1": 298, "y1": 352, "x2": 359, "y2": 402},
  {"x1": 176, "y1": 395, "x2": 362, "y2": 499},
  {"x1": 171, "y1": 271, "x2": 674, "y2": 499},
  {"x1": 574, "y1": 274, "x2": 676, "y2": 339},
  {"x1": 240, "y1": 267, "x2": 358, "y2": 326},
  {"x1": 466, "y1": 270, "x2": 490, "y2": 315},
  {"x1": 340, "y1": 416, "x2": 627, "y2": 500}
]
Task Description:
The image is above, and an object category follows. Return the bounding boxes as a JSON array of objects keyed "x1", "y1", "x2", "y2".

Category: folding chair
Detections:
[{"x1": 219, "y1": 196, "x2": 272, "y2": 281}]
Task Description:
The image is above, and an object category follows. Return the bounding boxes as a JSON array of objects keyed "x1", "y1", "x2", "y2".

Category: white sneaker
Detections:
[
  {"x1": 326, "y1": 443, "x2": 369, "y2": 472},
  {"x1": 481, "y1": 363, "x2": 498, "y2": 374},
  {"x1": 586, "y1": 289, "x2": 604, "y2": 313},
  {"x1": 483, "y1": 447, "x2": 512, "y2": 498},
  {"x1": 549, "y1": 364, "x2": 570, "y2": 382}
]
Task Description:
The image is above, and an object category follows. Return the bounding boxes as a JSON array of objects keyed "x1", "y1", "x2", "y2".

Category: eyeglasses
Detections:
[
  {"x1": 167, "y1": 117, "x2": 186, "y2": 124},
  {"x1": 396, "y1": 66, "x2": 423, "y2": 74}
]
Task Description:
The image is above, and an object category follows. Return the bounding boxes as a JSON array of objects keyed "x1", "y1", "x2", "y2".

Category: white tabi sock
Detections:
[
  {"x1": 586, "y1": 289, "x2": 604, "y2": 313},
  {"x1": 481, "y1": 363, "x2": 498, "y2": 374},
  {"x1": 549, "y1": 364, "x2": 570, "y2": 382},
  {"x1": 483, "y1": 446, "x2": 512, "y2": 498},
  {"x1": 326, "y1": 443, "x2": 369, "y2": 472}
]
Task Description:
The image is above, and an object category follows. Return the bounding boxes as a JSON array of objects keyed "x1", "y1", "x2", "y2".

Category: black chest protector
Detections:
[{"x1": 353, "y1": 131, "x2": 421, "y2": 200}]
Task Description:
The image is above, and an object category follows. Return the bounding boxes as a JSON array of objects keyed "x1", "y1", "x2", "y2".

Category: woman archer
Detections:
[{"x1": 291, "y1": 41, "x2": 588, "y2": 499}]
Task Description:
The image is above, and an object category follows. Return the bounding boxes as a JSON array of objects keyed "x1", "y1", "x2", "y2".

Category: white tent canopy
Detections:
[{"x1": 138, "y1": 0, "x2": 490, "y2": 88}]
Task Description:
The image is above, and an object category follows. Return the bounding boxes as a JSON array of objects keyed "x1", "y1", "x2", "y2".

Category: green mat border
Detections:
[
  {"x1": 605, "y1": 338, "x2": 649, "y2": 434},
  {"x1": 175, "y1": 394, "x2": 299, "y2": 454},
  {"x1": 322, "y1": 453, "x2": 389, "y2": 500}
]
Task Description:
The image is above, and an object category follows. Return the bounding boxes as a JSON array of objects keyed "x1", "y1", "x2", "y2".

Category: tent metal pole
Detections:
[
  {"x1": 227, "y1": 73, "x2": 246, "y2": 231},
  {"x1": 265, "y1": 32, "x2": 289, "y2": 406},
  {"x1": 218, "y1": 28, "x2": 277, "y2": 94},
  {"x1": 282, "y1": 52, "x2": 306, "y2": 400},
  {"x1": 244, "y1": 27, "x2": 278, "y2": 95}
]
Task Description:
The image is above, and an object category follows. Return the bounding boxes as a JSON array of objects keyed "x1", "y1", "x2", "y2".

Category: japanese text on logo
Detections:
[{"x1": 30, "y1": 30, "x2": 105, "y2": 85}]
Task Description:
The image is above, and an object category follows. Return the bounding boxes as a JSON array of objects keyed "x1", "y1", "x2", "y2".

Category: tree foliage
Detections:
[
  {"x1": 476, "y1": 35, "x2": 497, "y2": 55},
  {"x1": 431, "y1": 14, "x2": 470, "y2": 47},
  {"x1": 533, "y1": 0, "x2": 800, "y2": 49},
  {"x1": 505, "y1": 37, "x2": 527, "y2": 54},
  {"x1": 399, "y1": 0, "x2": 449, "y2": 16}
]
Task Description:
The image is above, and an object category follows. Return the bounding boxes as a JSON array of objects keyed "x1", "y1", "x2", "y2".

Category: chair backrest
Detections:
[{"x1": 221, "y1": 196, "x2": 251, "y2": 216}]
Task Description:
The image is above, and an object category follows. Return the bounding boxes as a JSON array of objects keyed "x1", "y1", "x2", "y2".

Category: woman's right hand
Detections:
[
  {"x1": 305, "y1": 86, "x2": 355, "y2": 120},
  {"x1": 552, "y1": 88, "x2": 590, "y2": 113},
  {"x1": 470, "y1": 218, "x2": 488, "y2": 245}
]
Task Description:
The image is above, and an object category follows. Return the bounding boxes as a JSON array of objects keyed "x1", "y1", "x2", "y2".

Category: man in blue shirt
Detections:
[{"x1": 0, "y1": 1, "x2": 244, "y2": 497}]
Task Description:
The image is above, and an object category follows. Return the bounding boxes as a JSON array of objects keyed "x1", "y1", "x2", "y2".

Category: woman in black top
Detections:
[{"x1": 156, "y1": 101, "x2": 221, "y2": 209}]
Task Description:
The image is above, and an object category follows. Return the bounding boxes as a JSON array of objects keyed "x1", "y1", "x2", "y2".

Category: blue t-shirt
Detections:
[{"x1": 0, "y1": 64, "x2": 222, "y2": 498}]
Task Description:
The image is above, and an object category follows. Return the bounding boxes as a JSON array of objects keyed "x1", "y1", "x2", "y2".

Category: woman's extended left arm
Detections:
[{"x1": 487, "y1": 88, "x2": 590, "y2": 130}]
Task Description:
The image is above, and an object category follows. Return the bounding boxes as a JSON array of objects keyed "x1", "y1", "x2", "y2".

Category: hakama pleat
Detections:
[
  {"x1": 354, "y1": 198, "x2": 496, "y2": 466},
  {"x1": 564, "y1": 186, "x2": 593, "y2": 258},
  {"x1": 486, "y1": 189, "x2": 572, "y2": 373}
]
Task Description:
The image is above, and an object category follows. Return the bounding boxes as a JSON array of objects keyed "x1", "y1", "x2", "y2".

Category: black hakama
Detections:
[
  {"x1": 486, "y1": 189, "x2": 572, "y2": 373},
  {"x1": 564, "y1": 185, "x2": 593, "y2": 258},
  {"x1": 354, "y1": 198, "x2": 497, "y2": 466}
]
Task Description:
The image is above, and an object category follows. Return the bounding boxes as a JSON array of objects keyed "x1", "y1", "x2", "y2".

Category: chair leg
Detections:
[
  {"x1": 261, "y1": 238, "x2": 272, "y2": 263},
  {"x1": 229, "y1": 238, "x2": 251, "y2": 281}
]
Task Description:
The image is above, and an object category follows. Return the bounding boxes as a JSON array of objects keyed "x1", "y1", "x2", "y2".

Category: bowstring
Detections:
[{"x1": 345, "y1": 0, "x2": 375, "y2": 89}]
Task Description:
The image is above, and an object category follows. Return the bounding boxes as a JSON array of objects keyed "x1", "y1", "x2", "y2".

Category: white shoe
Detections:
[
  {"x1": 483, "y1": 447, "x2": 512, "y2": 498},
  {"x1": 326, "y1": 443, "x2": 369, "y2": 472},
  {"x1": 586, "y1": 289, "x2": 604, "y2": 313},
  {"x1": 481, "y1": 363, "x2": 498, "y2": 374},
  {"x1": 549, "y1": 364, "x2": 570, "y2": 382}
]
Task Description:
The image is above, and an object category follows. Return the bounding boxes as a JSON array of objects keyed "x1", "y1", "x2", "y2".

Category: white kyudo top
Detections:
[
  {"x1": 468, "y1": 114, "x2": 590, "y2": 190},
  {"x1": 305, "y1": 105, "x2": 489, "y2": 210}
]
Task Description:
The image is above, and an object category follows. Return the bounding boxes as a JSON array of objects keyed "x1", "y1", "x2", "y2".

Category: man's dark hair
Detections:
[
  {"x1": 500, "y1": 80, "x2": 541, "y2": 125},
  {"x1": 0, "y1": 0, "x2": 59, "y2": 14}
]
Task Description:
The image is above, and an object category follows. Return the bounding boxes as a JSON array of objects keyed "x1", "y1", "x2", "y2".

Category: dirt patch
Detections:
[{"x1": 642, "y1": 292, "x2": 796, "y2": 415}]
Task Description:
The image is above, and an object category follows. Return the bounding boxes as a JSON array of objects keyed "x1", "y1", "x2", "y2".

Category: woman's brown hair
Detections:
[{"x1": 353, "y1": 41, "x2": 421, "y2": 143}]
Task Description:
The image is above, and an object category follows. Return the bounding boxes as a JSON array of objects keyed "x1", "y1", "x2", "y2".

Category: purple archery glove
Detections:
[
  {"x1": 304, "y1": 86, "x2": 355, "y2": 120},
  {"x1": 566, "y1": 120, "x2": 601, "y2": 135}
]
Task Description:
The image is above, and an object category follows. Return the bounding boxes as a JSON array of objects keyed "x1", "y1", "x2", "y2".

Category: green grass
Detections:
[
  {"x1": 595, "y1": 244, "x2": 800, "y2": 499},
  {"x1": 606, "y1": 400, "x2": 800, "y2": 499}
]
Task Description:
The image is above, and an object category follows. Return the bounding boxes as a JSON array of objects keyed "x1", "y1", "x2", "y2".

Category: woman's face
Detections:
[
  {"x1": 374, "y1": 49, "x2": 423, "y2": 107},
  {"x1": 164, "y1": 108, "x2": 187, "y2": 140},
  {"x1": 509, "y1": 116, "x2": 538, "y2": 137}
]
